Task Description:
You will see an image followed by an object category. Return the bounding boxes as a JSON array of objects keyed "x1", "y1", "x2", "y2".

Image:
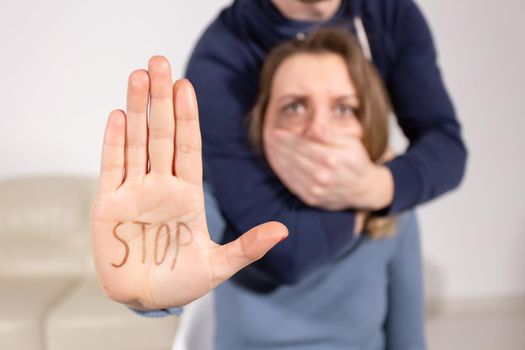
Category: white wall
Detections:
[
  {"x1": 0, "y1": 0, "x2": 524, "y2": 301},
  {"x1": 0, "y1": 0, "x2": 231, "y2": 176},
  {"x1": 415, "y1": 0, "x2": 525, "y2": 300}
]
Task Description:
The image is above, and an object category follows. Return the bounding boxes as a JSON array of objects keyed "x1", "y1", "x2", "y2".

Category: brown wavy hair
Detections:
[{"x1": 248, "y1": 27, "x2": 396, "y2": 238}]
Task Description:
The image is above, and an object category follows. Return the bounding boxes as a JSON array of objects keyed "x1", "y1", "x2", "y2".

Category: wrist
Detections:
[{"x1": 365, "y1": 165, "x2": 394, "y2": 210}]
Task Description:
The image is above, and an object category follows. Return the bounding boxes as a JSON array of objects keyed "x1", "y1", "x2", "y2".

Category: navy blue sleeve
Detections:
[
  {"x1": 380, "y1": 0, "x2": 468, "y2": 214},
  {"x1": 185, "y1": 32, "x2": 357, "y2": 284}
]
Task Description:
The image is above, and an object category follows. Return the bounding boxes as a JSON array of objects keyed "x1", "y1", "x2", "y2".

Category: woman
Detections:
[
  {"x1": 206, "y1": 28, "x2": 425, "y2": 350},
  {"x1": 249, "y1": 27, "x2": 396, "y2": 238}
]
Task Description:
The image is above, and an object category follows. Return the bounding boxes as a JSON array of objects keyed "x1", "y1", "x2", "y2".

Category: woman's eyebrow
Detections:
[
  {"x1": 274, "y1": 93, "x2": 358, "y2": 104},
  {"x1": 275, "y1": 94, "x2": 307, "y2": 103},
  {"x1": 334, "y1": 94, "x2": 359, "y2": 102}
]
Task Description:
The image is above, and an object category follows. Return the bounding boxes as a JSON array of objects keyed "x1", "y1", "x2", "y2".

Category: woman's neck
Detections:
[{"x1": 271, "y1": 0, "x2": 342, "y2": 22}]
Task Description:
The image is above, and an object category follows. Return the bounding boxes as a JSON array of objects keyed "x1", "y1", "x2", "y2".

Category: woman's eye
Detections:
[
  {"x1": 282, "y1": 101, "x2": 305, "y2": 114},
  {"x1": 335, "y1": 104, "x2": 356, "y2": 116}
]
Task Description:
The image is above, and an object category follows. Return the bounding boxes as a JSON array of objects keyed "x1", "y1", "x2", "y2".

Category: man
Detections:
[{"x1": 185, "y1": 0, "x2": 467, "y2": 284}]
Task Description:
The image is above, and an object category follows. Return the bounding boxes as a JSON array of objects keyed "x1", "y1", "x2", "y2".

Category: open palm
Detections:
[{"x1": 91, "y1": 56, "x2": 287, "y2": 311}]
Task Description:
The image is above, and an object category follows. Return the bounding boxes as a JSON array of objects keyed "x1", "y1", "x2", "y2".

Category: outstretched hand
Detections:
[{"x1": 91, "y1": 56, "x2": 287, "y2": 311}]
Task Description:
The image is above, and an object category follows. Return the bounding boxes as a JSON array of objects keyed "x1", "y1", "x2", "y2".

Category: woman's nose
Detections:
[
  {"x1": 302, "y1": 114, "x2": 328, "y2": 141},
  {"x1": 302, "y1": 111, "x2": 363, "y2": 142}
]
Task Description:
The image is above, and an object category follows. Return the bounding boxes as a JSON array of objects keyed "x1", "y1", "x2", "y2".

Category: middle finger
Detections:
[{"x1": 147, "y1": 56, "x2": 175, "y2": 175}]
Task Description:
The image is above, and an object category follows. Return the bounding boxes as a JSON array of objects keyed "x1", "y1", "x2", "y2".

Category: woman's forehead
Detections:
[{"x1": 271, "y1": 52, "x2": 356, "y2": 96}]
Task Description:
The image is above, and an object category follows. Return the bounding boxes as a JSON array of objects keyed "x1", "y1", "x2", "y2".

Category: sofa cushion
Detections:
[
  {"x1": 0, "y1": 177, "x2": 95, "y2": 239},
  {"x1": 46, "y1": 277, "x2": 178, "y2": 350},
  {"x1": 0, "y1": 277, "x2": 76, "y2": 350},
  {"x1": 0, "y1": 176, "x2": 96, "y2": 277}
]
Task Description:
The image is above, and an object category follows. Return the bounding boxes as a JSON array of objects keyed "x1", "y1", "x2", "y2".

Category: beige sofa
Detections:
[{"x1": 0, "y1": 176, "x2": 178, "y2": 350}]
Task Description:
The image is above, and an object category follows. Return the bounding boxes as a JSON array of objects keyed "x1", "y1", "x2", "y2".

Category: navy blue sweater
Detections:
[{"x1": 185, "y1": 0, "x2": 467, "y2": 284}]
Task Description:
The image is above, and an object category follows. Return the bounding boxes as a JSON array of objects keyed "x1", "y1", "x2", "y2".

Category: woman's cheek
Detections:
[
  {"x1": 262, "y1": 129, "x2": 278, "y2": 164},
  {"x1": 275, "y1": 118, "x2": 306, "y2": 134},
  {"x1": 337, "y1": 120, "x2": 364, "y2": 139}
]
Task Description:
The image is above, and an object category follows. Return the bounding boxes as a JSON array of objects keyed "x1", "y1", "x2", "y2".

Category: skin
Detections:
[
  {"x1": 271, "y1": 0, "x2": 342, "y2": 21},
  {"x1": 91, "y1": 56, "x2": 287, "y2": 311},
  {"x1": 263, "y1": 53, "x2": 394, "y2": 221}
]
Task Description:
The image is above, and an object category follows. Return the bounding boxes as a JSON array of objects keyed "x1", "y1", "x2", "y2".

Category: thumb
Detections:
[{"x1": 211, "y1": 221, "x2": 288, "y2": 286}]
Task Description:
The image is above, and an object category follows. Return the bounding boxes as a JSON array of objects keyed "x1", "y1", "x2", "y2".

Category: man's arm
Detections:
[{"x1": 380, "y1": 0, "x2": 468, "y2": 214}]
